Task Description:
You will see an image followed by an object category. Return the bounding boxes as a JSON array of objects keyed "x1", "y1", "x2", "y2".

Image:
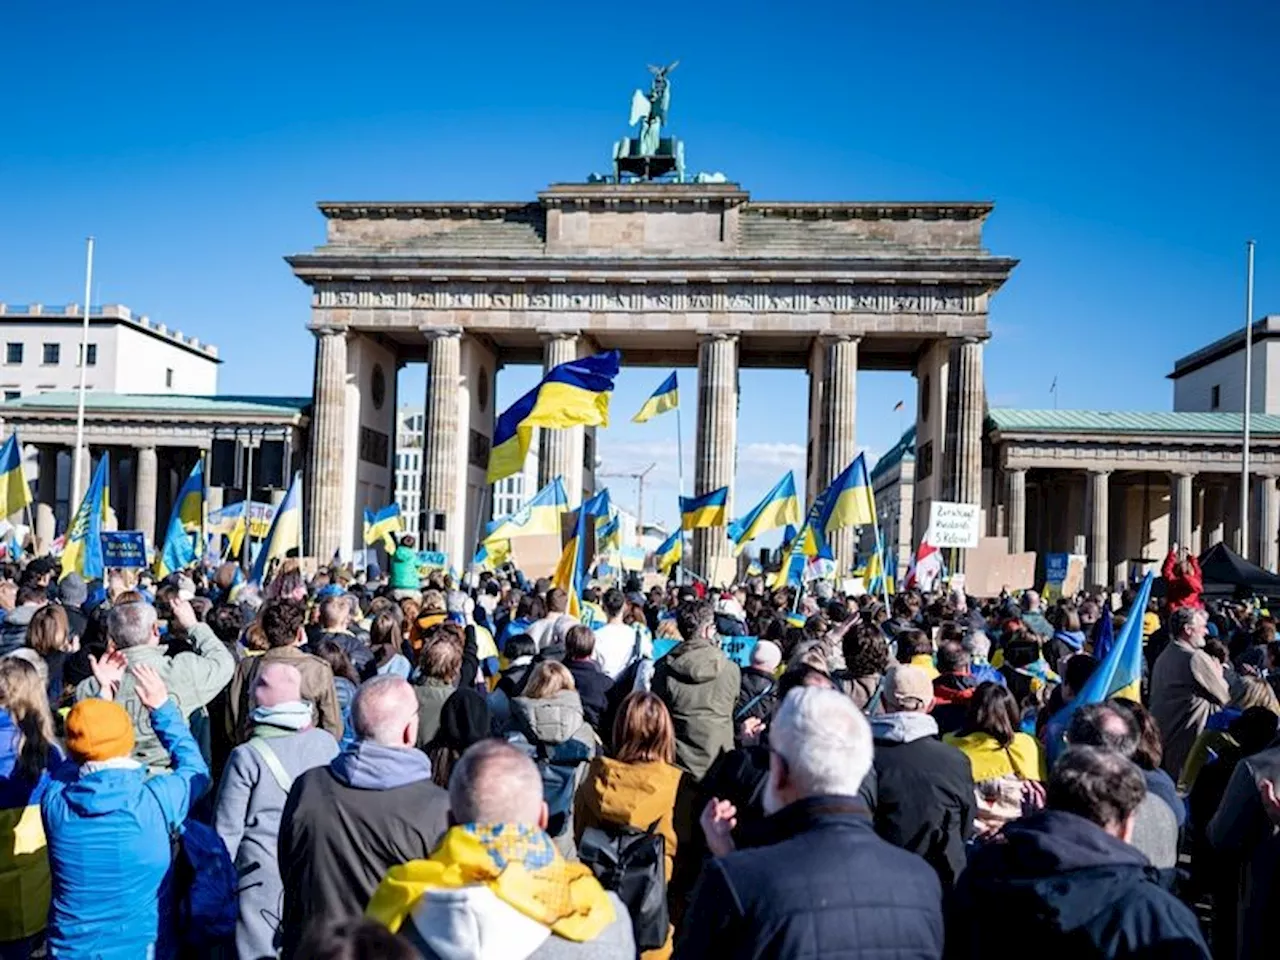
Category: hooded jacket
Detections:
[
  {"x1": 0, "y1": 603, "x2": 40, "y2": 657},
  {"x1": 946, "y1": 810, "x2": 1209, "y2": 959},
  {"x1": 0, "y1": 709, "x2": 63, "y2": 942},
  {"x1": 1045, "y1": 629, "x2": 1087, "y2": 672},
  {"x1": 510, "y1": 690, "x2": 599, "y2": 853},
  {"x1": 651, "y1": 637, "x2": 740, "y2": 780},
  {"x1": 227, "y1": 644, "x2": 343, "y2": 745},
  {"x1": 930, "y1": 673, "x2": 978, "y2": 736},
  {"x1": 870, "y1": 711, "x2": 974, "y2": 891},
  {"x1": 41, "y1": 701, "x2": 209, "y2": 960},
  {"x1": 277, "y1": 741, "x2": 450, "y2": 960}
]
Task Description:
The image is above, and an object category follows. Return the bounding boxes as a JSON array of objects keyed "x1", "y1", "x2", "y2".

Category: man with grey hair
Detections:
[
  {"x1": 74, "y1": 595, "x2": 235, "y2": 771},
  {"x1": 278, "y1": 676, "x2": 448, "y2": 959},
  {"x1": 366, "y1": 739, "x2": 635, "y2": 959},
  {"x1": 677, "y1": 688, "x2": 943, "y2": 959},
  {"x1": 1149, "y1": 605, "x2": 1228, "y2": 780}
]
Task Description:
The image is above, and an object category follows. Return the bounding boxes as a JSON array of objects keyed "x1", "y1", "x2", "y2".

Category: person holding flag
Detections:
[
  {"x1": 363, "y1": 503, "x2": 403, "y2": 554},
  {"x1": 155, "y1": 461, "x2": 204, "y2": 578}
]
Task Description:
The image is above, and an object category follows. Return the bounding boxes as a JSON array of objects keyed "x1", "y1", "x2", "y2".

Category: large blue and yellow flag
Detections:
[
  {"x1": 250, "y1": 472, "x2": 302, "y2": 585},
  {"x1": 727, "y1": 472, "x2": 800, "y2": 555},
  {"x1": 363, "y1": 503, "x2": 404, "y2": 552},
  {"x1": 155, "y1": 460, "x2": 204, "y2": 578},
  {"x1": 551, "y1": 488, "x2": 611, "y2": 618},
  {"x1": 1044, "y1": 572, "x2": 1154, "y2": 762},
  {"x1": 632, "y1": 372, "x2": 679, "y2": 424},
  {"x1": 0, "y1": 434, "x2": 32, "y2": 519},
  {"x1": 488, "y1": 351, "x2": 622, "y2": 483},
  {"x1": 680, "y1": 486, "x2": 728, "y2": 531},
  {"x1": 815, "y1": 452, "x2": 877, "y2": 538},
  {"x1": 655, "y1": 528, "x2": 683, "y2": 575},
  {"x1": 485, "y1": 478, "x2": 569, "y2": 542},
  {"x1": 60, "y1": 454, "x2": 110, "y2": 581}
]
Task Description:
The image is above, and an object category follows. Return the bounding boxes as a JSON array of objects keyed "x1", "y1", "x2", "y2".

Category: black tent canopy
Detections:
[{"x1": 1196, "y1": 543, "x2": 1280, "y2": 599}]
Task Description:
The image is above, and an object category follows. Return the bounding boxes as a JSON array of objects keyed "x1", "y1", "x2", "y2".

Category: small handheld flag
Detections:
[{"x1": 632, "y1": 372, "x2": 679, "y2": 424}]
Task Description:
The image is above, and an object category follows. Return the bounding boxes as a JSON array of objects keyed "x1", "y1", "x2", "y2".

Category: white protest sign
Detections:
[{"x1": 927, "y1": 501, "x2": 981, "y2": 549}]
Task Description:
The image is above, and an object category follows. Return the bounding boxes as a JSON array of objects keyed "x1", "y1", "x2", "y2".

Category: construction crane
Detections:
[{"x1": 597, "y1": 462, "x2": 657, "y2": 539}]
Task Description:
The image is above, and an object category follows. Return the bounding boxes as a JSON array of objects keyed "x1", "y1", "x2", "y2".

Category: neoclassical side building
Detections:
[{"x1": 288, "y1": 181, "x2": 1017, "y2": 576}]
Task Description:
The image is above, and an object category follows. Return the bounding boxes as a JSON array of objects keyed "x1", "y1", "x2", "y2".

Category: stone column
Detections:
[
  {"x1": 34, "y1": 445, "x2": 57, "y2": 549},
  {"x1": 537, "y1": 332, "x2": 583, "y2": 505},
  {"x1": 1006, "y1": 468, "x2": 1027, "y2": 554},
  {"x1": 694, "y1": 333, "x2": 738, "y2": 582},
  {"x1": 1204, "y1": 480, "x2": 1226, "y2": 547},
  {"x1": 421, "y1": 328, "x2": 462, "y2": 554},
  {"x1": 953, "y1": 337, "x2": 984, "y2": 571},
  {"x1": 1171, "y1": 471, "x2": 1194, "y2": 553},
  {"x1": 818, "y1": 335, "x2": 859, "y2": 572},
  {"x1": 306, "y1": 326, "x2": 348, "y2": 562},
  {"x1": 1087, "y1": 469, "x2": 1110, "y2": 591},
  {"x1": 1258, "y1": 476, "x2": 1280, "y2": 572},
  {"x1": 134, "y1": 446, "x2": 158, "y2": 547}
]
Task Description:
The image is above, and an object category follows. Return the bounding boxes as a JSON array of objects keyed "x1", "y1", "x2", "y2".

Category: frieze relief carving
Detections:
[{"x1": 314, "y1": 281, "x2": 975, "y2": 313}]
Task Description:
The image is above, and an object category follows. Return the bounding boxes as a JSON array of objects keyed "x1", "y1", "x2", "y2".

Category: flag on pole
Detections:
[
  {"x1": 1092, "y1": 604, "x2": 1115, "y2": 662},
  {"x1": 249, "y1": 472, "x2": 302, "y2": 585},
  {"x1": 632, "y1": 372, "x2": 679, "y2": 424},
  {"x1": 0, "y1": 434, "x2": 32, "y2": 518},
  {"x1": 680, "y1": 487, "x2": 729, "y2": 531},
  {"x1": 727, "y1": 472, "x2": 801, "y2": 554},
  {"x1": 654, "y1": 529, "x2": 683, "y2": 575},
  {"x1": 60, "y1": 454, "x2": 110, "y2": 581},
  {"x1": 363, "y1": 503, "x2": 404, "y2": 552},
  {"x1": 156, "y1": 460, "x2": 205, "y2": 578},
  {"x1": 551, "y1": 489, "x2": 611, "y2": 618},
  {"x1": 484, "y1": 478, "x2": 569, "y2": 542}
]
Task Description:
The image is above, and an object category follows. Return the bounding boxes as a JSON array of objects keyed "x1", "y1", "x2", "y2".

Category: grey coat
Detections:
[
  {"x1": 215, "y1": 726, "x2": 339, "y2": 960},
  {"x1": 1150, "y1": 640, "x2": 1230, "y2": 782}
]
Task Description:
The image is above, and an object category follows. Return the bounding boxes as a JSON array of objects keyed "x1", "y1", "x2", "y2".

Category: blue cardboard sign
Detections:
[
  {"x1": 416, "y1": 550, "x2": 448, "y2": 571},
  {"x1": 1045, "y1": 553, "x2": 1069, "y2": 584},
  {"x1": 652, "y1": 638, "x2": 681, "y2": 661},
  {"x1": 719, "y1": 634, "x2": 759, "y2": 668},
  {"x1": 100, "y1": 531, "x2": 148, "y2": 569}
]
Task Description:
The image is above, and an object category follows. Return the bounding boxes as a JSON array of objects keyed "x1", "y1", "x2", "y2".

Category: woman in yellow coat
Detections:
[
  {"x1": 574, "y1": 691, "x2": 695, "y2": 960},
  {"x1": 944, "y1": 681, "x2": 1046, "y2": 838}
]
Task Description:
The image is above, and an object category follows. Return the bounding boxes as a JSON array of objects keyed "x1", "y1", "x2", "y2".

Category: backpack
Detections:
[
  {"x1": 578, "y1": 820, "x2": 668, "y2": 950},
  {"x1": 509, "y1": 734, "x2": 593, "y2": 837},
  {"x1": 169, "y1": 819, "x2": 238, "y2": 952}
]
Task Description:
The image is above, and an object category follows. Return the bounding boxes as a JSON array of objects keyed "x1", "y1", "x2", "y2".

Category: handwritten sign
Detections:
[
  {"x1": 416, "y1": 551, "x2": 448, "y2": 575},
  {"x1": 100, "y1": 531, "x2": 148, "y2": 569},
  {"x1": 719, "y1": 634, "x2": 759, "y2": 669},
  {"x1": 928, "y1": 501, "x2": 981, "y2": 549}
]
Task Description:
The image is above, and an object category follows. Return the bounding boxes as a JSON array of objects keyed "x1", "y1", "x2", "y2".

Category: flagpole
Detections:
[
  {"x1": 675, "y1": 392, "x2": 685, "y2": 587},
  {"x1": 1241, "y1": 239, "x2": 1256, "y2": 558},
  {"x1": 71, "y1": 237, "x2": 95, "y2": 510}
]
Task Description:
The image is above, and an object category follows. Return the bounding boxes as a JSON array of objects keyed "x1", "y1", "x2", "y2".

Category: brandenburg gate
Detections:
[{"x1": 288, "y1": 182, "x2": 1016, "y2": 577}]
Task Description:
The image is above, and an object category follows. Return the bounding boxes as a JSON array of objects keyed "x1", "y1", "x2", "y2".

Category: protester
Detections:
[
  {"x1": 840, "y1": 623, "x2": 891, "y2": 713},
  {"x1": 1182, "y1": 675, "x2": 1280, "y2": 791},
  {"x1": 946, "y1": 746, "x2": 1210, "y2": 958},
  {"x1": 389, "y1": 536, "x2": 421, "y2": 600},
  {"x1": 313, "y1": 638, "x2": 361, "y2": 749},
  {"x1": 227, "y1": 599, "x2": 343, "y2": 744},
  {"x1": 1125, "y1": 699, "x2": 1185, "y2": 827},
  {"x1": 25, "y1": 603, "x2": 77, "y2": 707},
  {"x1": 1150, "y1": 606, "x2": 1229, "y2": 781},
  {"x1": 868, "y1": 664, "x2": 974, "y2": 890},
  {"x1": 652, "y1": 600, "x2": 740, "y2": 780},
  {"x1": 422, "y1": 688, "x2": 491, "y2": 789},
  {"x1": 412, "y1": 629, "x2": 462, "y2": 748},
  {"x1": 677, "y1": 688, "x2": 944, "y2": 959},
  {"x1": 313, "y1": 593, "x2": 374, "y2": 673},
  {"x1": 526, "y1": 588, "x2": 575, "y2": 652},
  {"x1": 895, "y1": 629, "x2": 938, "y2": 679},
  {"x1": 278, "y1": 675, "x2": 449, "y2": 959},
  {"x1": 734, "y1": 639, "x2": 780, "y2": 731},
  {"x1": 1163, "y1": 543, "x2": 1204, "y2": 611},
  {"x1": 563, "y1": 625, "x2": 614, "y2": 732},
  {"x1": 594, "y1": 588, "x2": 647, "y2": 680},
  {"x1": 367, "y1": 610, "x2": 412, "y2": 680},
  {"x1": 1017, "y1": 589, "x2": 1054, "y2": 639},
  {"x1": 0, "y1": 586, "x2": 45, "y2": 656},
  {"x1": 43, "y1": 664, "x2": 209, "y2": 960},
  {"x1": 74, "y1": 595, "x2": 235, "y2": 771},
  {"x1": 930, "y1": 640, "x2": 978, "y2": 735},
  {"x1": 1045, "y1": 607, "x2": 1088, "y2": 674},
  {"x1": 215, "y1": 662, "x2": 340, "y2": 959}
]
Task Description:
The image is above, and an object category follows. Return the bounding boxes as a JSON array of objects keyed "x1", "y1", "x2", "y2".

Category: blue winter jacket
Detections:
[{"x1": 41, "y1": 701, "x2": 210, "y2": 959}]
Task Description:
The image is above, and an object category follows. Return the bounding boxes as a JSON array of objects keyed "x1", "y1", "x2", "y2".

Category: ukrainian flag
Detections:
[
  {"x1": 474, "y1": 538, "x2": 510, "y2": 571},
  {"x1": 654, "y1": 529, "x2": 683, "y2": 574},
  {"x1": 488, "y1": 350, "x2": 622, "y2": 484},
  {"x1": 551, "y1": 488, "x2": 610, "y2": 618},
  {"x1": 680, "y1": 486, "x2": 728, "y2": 531},
  {"x1": 0, "y1": 434, "x2": 31, "y2": 519},
  {"x1": 632, "y1": 372, "x2": 679, "y2": 424},
  {"x1": 815, "y1": 452, "x2": 877, "y2": 536},
  {"x1": 746, "y1": 559, "x2": 762, "y2": 578},
  {"x1": 596, "y1": 509, "x2": 622, "y2": 552},
  {"x1": 249, "y1": 472, "x2": 302, "y2": 585},
  {"x1": 155, "y1": 460, "x2": 205, "y2": 578},
  {"x1": 363, "y1": 503, "x2": 404, "y2": 552},
  {"x1": 1044, "y1": 572, "x2": 1154, "y2": 761},
  {"x1": 60, "y1": 454, "x2": 110, "y2": 581},
  {"x1": 485, "y1": 478, "x2": 569, "y2": 541},
  {"x1": 727, "y1": 472, "x2": 800, "y2": 554}
]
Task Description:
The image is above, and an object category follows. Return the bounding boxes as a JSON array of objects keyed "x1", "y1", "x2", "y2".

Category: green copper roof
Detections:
[
  {"x1": 987, "y1": 408, "x2": 1280, "y2": 435},
  {"x1": 871, "y1": 425, "x2": 916, "y2": 482},
  {"x1": 0, "y1": 393, "x2": 310, "y2": 416}
]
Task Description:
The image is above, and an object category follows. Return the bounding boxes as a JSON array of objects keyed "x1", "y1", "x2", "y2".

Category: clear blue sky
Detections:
[{"x1": 3, "y1": 1, "x2": 1278, "y2": 531}]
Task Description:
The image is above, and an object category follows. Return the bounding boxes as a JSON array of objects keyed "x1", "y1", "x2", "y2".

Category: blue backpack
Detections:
[
  {"x1": 170, "y1": 819, "x2": 238, "y2": 952},
  {"x1": 508, "y1": 734, "x2": 593, "y2": 837}
]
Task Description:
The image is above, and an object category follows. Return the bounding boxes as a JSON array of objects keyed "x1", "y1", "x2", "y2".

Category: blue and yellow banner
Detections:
[
  {"x1": 632, "y1": 371, "x2": 679, "y2": 424},
  {"x1": 727, "y1": 472, "x2": 800, "y2": 554},
  {"x1": 0, "y1": 434, "x2": 32, "y2": 519},
  {"x1": 249, "y1": 472, "x2": 302, "y2": 585},
  {"x1": 485, "y1": 478, "x2": 569, "y2": 542},
  {"x1": 680, "y1": 486, "x2": 728, "y2": 531},
  {"x1": 61, "y1": 454, "x2": 110, "y2": 581},
  {"x1": 488, "y1": 351, "x2": 622, "y2": 484}
]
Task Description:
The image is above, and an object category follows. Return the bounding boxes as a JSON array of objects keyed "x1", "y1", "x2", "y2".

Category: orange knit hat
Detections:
[{"x1": 65, "y1": 699, "x2": 135, "y2": 763}]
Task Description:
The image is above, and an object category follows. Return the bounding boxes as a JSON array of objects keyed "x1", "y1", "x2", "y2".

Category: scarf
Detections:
[
  {"x1": 80, "y1": 757, "x2": 142, "y2": 776},
  {"x1": 366, "y1": 823, "x2": 614, "y2": 941},
  {"x1": 251, "y1": 700, "x2": 313, "y2": 731}
]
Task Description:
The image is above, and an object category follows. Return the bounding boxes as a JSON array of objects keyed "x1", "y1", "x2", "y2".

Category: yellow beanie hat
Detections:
[{"x1": 65, "y1": 699, "x2": 135, "y2": 763}]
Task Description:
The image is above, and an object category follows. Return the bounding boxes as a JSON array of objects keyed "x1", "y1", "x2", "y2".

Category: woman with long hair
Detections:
[
  {"x1": 367, "y1": 612, "x2": 411, "y2": 680},
  {"x1": 944, "y1": 681, "x2": 1045, "y2": 838},
  {"x1": 26, "y1": 605, "x2": 77, "y2": 708},
  {"x1": 313, "y1": 640, "x2": 361, "y2": 750},
  {"x1": 0, "y1": 657, "x2": 63, "y2": 959},
  {"x1": 574, "y1": 692, "x2": 692, "y2": 959}
]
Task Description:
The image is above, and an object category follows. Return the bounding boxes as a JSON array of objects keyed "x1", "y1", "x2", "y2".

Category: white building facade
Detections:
[{"x1": 1171, "y1": 315, "x2": 1280, "y2": 414}]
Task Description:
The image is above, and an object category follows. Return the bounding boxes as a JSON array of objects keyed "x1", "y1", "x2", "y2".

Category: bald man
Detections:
[{"x1": 277, "y1": 676, "x2": 450, "y2": 959}]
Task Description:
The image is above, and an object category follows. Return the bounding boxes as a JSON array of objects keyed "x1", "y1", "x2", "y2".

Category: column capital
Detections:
[
  {"x1": 536, "y1": 328, "x2": 581, "y2": 342},
  {"x1": 419, "y1": 325, "x2": 463, "y2": 341},
  {"x1": 698, "y1": 331, "x2": 739, "y2": 344},
  {"x1": 309, "y1": 321, "x2": 349, "y2": 337},
  {"x1": 818, "y1": 333, "x2": 862, "y2": 345},
  {"x1": 1087, "y1": 468, "x2": 1112, "y2": 478}
]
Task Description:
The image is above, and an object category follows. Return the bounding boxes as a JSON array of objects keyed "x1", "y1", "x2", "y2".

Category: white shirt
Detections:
[
  {"x1": 525, "y1": 613, "x2": 573, "y2": 652},
  {"x1": 594, "y1": 621, "x2": 651, "y2": 680}
]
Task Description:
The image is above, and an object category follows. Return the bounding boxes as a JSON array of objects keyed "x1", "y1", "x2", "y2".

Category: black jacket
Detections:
[
  {"x1": 675, "y1": 795, "x2": 943, "y2": 960},
  {"x1": 565, "y1": 658, "x2": 613, "y2": 732},
  {"x1": 310, "y1": 627, "x2": 374, "y2": 673},
  {"x1": 870, "y1": 713, "x2": 974, "y2": 891},
  {"x1": 946, "y1": 809, "x2": 1210, "y2": 959},
  {"x1": 734, "y1": 667, "x2": 777, "y2": 726}
]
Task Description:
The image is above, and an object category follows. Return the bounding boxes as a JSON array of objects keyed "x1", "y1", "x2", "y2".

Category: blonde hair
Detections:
[
  {"x1": 522, "y1": 661, "x2": 575, "y2": 699},
  {"x1": 0, "y1": 658, "x2": 56, "y2": 782},
  {"x1": 1233, "y1": 676, "x2": 1280, "y2": 715},
  {"x1": 27, "y1": 604, "x2": 71, "y2": 656}
]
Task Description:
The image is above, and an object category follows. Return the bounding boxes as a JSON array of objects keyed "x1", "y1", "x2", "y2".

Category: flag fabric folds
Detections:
[
  {"x1": 363, "y1": 503, "x2": 404, "y2": 552},
  {"x1": 485, "y1": 478, "x2": 569, "y2": 542},
  {"x1": 631, "y1": 372, "x2": 679, "y2": 424},
  {"x1": 60, "y1": 455, "x2": 110, "y2": 581},
  {"x1": 654, "y1": 529, "x2": 683, "y2": 575},
  {"x1": 0, "y1": 434, "x2": 32, "y2": 519},
  {"x1": 1092, "y1": 605, "x2": 1115, "y2": 662},
  {"x1": 250, "y1": 472, "x2": 303, "y2": 585},
  {"x1": 551, "y1": 489, "x2": 611, "y2": 618},
  {"x1": 727, "y1": 472, "x2": 800, "y2": 554},
  {"x1": 488, "y1": 351, "x2": 622, "y2": 483},
  {"x1": 679, "y1": 487, "x2": 728, "y2": 531},
  {"x1": 1044, "y1": 572, "x2": 1153, "y2": 761},
  {"x1": 596, "y1": 509, "x2": 621, "y2": 552},
  {"x1": 156, "y1": 461, "x2": 205, "y2": 578},
  {"x1": 813, "y1": 452, "x2": 877, "y2": 539}
]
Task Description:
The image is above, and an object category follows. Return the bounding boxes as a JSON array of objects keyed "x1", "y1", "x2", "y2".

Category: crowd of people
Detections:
[{"x1": 0, "y1": 540, "x2": 1276, "y2": 958}]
